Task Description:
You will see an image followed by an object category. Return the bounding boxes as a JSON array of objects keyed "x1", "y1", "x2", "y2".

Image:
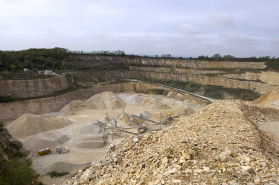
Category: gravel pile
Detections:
[{"x1": 62, "y1": 100, "x2": 279, "y2": 184}]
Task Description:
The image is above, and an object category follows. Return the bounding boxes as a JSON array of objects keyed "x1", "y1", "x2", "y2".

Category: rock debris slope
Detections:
[
  {"x1": 86, "y1": 91, "x2": 126, "y2": 110},
  {"x1": 253, "y1": 87, "x2": 279, "y2": 109},
  {"x1": 64, "y1": 100, "x2": 279, "y2": 185},
  {"x1": 7, "y1": 114, "x2": 72, "y2": 138}
]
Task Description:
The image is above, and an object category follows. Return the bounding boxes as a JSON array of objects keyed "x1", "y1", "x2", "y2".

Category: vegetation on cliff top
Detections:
[
  {"x1": 136, "y1": 78, "x2": 260, "y2": 101},
  {"x1": 1, "y1": 48, "x2": 279, "y2": 72}
]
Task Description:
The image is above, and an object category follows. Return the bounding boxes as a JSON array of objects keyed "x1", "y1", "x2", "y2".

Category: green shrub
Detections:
[
  {"x1": 0, "y1": 122, "x2": 3, "y2": 132},
  {"x1": 0, "y1": 96, "x2": 17, "y2": 103},
  {"x1": 47, "y1": 171, "x2": 70, "y2": 178},
  {"x1": 0, "y1": 159, "x2": 38, "y2": 185}
]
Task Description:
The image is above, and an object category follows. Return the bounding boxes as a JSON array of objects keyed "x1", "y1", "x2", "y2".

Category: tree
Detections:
[
  {"x1": 9, "y1": 64, "x2": 17, "y2": 71},
  {"x1": 223, "y1": 55, "x2": 235, "y2": 58},
  {"x1": 212, "y1": 53, "x2": 222, "y2": 59},
  {"x1": 161, "y1": 54, "x2": 171, "y2": 58}
]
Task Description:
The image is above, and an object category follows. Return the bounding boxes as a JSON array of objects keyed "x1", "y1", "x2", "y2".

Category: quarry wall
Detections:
[
  {"x1": 67, "y1": 55, "x2": 267, "y2": 69},
  {"x1": 67, "y1": 55, "x2": 279, "y2": 95},
  {"x1": 89, "y1": 70, "x2": 275, "y2": 95},
  {"x1": 130, "y1": 67, "x2": 279, "y2": 86},
  {"x1": 1, "y1": 56, "x2": 277, "y2": 102},
  {"x1": 0, "y1": 82, "x2": 209, "y2": 121},
  {"x1": 0, "y1": 75, "x2": 70, "y2": 98}
]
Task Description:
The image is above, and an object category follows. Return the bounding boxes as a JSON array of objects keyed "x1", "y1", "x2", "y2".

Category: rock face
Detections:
[
  {"x1": 66, "y1": 56, "x2": 279, "y2": 96},
  {"x1": 67, "y1": 55, "x2": 267, "y2": 69},
  {"x1": 0, "y1": 75, "x2": 70, "y2": 98},
  {"x1": 0, "y1": 82, "x2": 209, "y2": 121},
  {"x1": 82, "y1": 70, "x2": 274, "y2": 95},
  {"x1": 64, "y1": 100, "x2": 279, "y2": 185}
]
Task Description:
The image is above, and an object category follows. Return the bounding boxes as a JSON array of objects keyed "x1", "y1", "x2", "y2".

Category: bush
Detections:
[
  {"x1": 0, "y1": 96, "x2": 17, "y2": 103},
  {"x1": 47, "y1": 171, "x2": 70, "y2": 178},
  {"x1": 0, "y1": 159, "x2": 38, "y2": 185},
  {"x1": 0, "y1": 122, "x2": 3, "y2": 132}
]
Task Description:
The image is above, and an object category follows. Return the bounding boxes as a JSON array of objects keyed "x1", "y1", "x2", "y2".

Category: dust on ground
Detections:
[
  {"x1": 65, "y1": 100, "x2": 279, "y2": 185},
  {"x1": 6, "y1": 91, "x2": 202, "y2": 185}
]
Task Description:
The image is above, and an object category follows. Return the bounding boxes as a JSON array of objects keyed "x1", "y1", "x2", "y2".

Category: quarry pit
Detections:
[
  {"x1": 5, "y1": 90, "x2": 208, "y2": 184},
  {"x1": 1, "y1": 56, "x2": 279, "y2": 185}
]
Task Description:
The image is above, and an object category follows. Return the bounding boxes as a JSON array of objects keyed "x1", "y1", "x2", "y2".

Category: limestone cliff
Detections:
[
  {"x1": 66, "y1": 55, "x2": 278, "y2": 95},
  {"x1": 83, "y1": 70, "x2": 275, "y2": 95},
  {"x1": 0, "y1": 82, "x2": 209, "y2": 121},
  {"x1": 0, "y1": 75, "x2": 70, "y2": 98},
  {"x1": 66, "y1": 55, "x2": 266, "y2": 69}
]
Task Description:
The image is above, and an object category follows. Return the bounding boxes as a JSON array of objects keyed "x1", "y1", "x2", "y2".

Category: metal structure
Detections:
[
  {"x1": 131, "y1": 114, "x2": 161, "y2": 124},
  {"x1": 123, "y1": 108, "x2": 131, "y2": 125}
]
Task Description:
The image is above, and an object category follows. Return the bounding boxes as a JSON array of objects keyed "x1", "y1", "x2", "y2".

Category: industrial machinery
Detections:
[
  {"x1": 138, "y1": 123, "x2": 147, "y2": 134},
  {"x1": 123, "y1": 108, "x2": 131, "y2": 125},
  {"x1": 163, "y1": 115, "x2": 174, "y2": 125},
  {"x1": 38, "y1": 148, "x2": 51, "y2": 156},
  {"x1": 131, "y1": 114, "x2": 161, "y2": 124}
]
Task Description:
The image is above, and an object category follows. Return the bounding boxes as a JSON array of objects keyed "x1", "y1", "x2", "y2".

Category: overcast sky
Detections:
[{"x1": 0, "y1": 0, "x2": 278, "y2": 57}]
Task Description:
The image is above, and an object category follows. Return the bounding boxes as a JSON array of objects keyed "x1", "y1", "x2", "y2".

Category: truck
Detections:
[{"x1": 38, "y1": 148, "x2": 52, "y2": 156}]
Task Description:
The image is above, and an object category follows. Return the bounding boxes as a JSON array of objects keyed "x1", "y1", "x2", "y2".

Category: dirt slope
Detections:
[
  {"x1": 7, "y1": 114, "x2": 72, "y2": 138},
  {"x1": 253, "y1": 87, "x2": 279, "y2": 109}
]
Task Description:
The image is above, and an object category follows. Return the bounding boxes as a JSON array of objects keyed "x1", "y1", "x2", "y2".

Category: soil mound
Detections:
[
  {"x1": 173, "y1": 106, "x2": 196, "y2": 117},
  {"x1": 132, "y1": 110, "x2": 152, "y2": 120},
  {"x1": 139, "y1": 97, "x2": 160, "y2": 108},
  {"x1": 126, "y1": 94, "x2": 144, "y2": 104},
  {"x1": 65, "y1": 100, "x2": 279, "y2": 185},
  {"x1": 157, "y1": 103, "x2": 172, "y2": 110},
  {"x1": 22, "y1": 129, "x2": 71, "y2": 152},
  {"x1": 75, "y1": 121, "x2": 108, "y2": 137},
  {"x1": 75, "y1": 140, "x2": 104, "y2": 149},
  {"x1": 253, "y1": 87, "x2": 279, "y2": 109},
  {"x1": 118, "y1": 94, "x2": 144, "y2": 104},
  {"x1": 160, "y1": 98, "x2": 184, "y2": 107},
  {"x1": 60, "y1": 100, "x2": 87, "y2": 115},
  {"x1": 7, "y1": 114, "x2": 72, "y2": 138},
  {"x1": 43, "y1": 161, "x2": 91, "y2": 174},
  {"x1": 139, "y1": 98, "x2": 171, "y2": 109},
  {"x1": 86, "y1": 91, "x2": 126, "y2": 110}
]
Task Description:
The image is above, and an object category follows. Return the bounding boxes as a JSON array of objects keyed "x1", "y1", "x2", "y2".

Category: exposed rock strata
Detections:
[
  {"x1": 0, "y1": 82, "x2": 209, "y2": 121},
  {"x1": 67, "y1": 55, "x2": 267, "y2": 69},
  {"x1": 91, "y1": 70, "x2": 277, "y2": 95},
  {"x1": 0, "y1": 75, "x2": 69, "y2": 98}
]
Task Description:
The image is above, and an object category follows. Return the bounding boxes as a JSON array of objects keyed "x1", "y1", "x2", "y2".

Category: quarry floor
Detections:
[{"x1": 5, "y1": 91, "x2": 206, "y2": 185}]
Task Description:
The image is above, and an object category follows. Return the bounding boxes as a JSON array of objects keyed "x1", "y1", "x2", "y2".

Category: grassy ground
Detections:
[
  {"x1": 0, "y1": 71, "x2": 50, "y2": 80},
  {"x1": 0, "y1": 86, "x2": 82, "y2": 103},
  {"x1": 134, "y1": 78, "x2": 260, "y2": 101}
]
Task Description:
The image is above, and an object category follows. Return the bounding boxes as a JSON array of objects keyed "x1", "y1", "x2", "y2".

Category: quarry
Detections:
[{"x1": 1, "y1": 55, "x2": 279, "y2": 185}]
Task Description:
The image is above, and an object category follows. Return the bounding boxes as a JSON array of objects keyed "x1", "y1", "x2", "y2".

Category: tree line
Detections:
[
  {"x1": 0, "y1": 47, "x2": 68, "y2": 72},
  {"x1": 1, "y1": 48, "x2": 279, "y2": 72}
]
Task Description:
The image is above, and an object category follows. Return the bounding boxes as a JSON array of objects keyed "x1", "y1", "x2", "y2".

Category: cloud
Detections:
[
  {"x1": 0, "y1": 0, "x2": 278, "y2": 57},
  {"x1": 180, "y1": 24, "x2": 201, "y2": 35},
  {"x1": 207, "y1": 13, "x2": 235, "y2": 28}
]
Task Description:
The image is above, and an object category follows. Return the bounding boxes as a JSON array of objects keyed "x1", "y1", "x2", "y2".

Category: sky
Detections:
[{"x1": 0, "y1": 0, "x2": 278, "y2": 57}]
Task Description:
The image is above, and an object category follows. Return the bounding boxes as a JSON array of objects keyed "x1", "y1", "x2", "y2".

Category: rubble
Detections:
[{"x1": 64, "y1": 100, "x2": 279, "y2": 185}]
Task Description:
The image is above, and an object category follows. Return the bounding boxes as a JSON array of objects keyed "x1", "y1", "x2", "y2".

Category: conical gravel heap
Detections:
[{"x1": 64, "y1": 100, "x2": 279, "y2": 185}]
